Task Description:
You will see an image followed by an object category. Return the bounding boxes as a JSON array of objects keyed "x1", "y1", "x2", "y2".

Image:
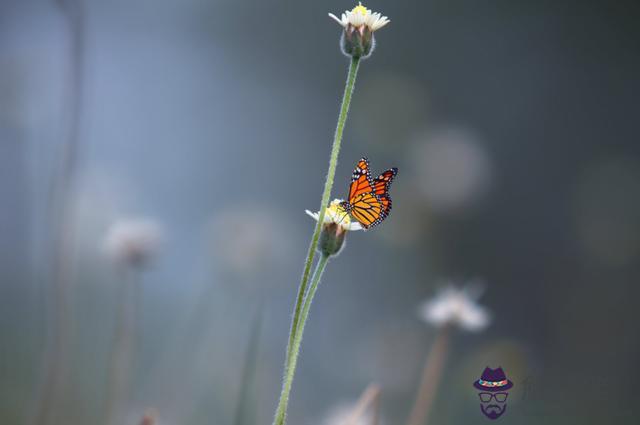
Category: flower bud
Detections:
[
  {"x1": 340, "y1": 26, "x2": 375, "y2": 59},
  {"x1": 318, "y1": 222, "x2": 347, "y2": 257},
  {"x1": 305, "y1": 199, "x2": 363, "y2": 257}
]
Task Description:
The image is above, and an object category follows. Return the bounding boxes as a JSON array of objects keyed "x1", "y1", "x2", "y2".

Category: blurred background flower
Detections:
[
  {"x1": 104, "y1": 218, "x2": 163, "y2": 268},
  {"x1": 137, "y1": 409, "x2": 158, "y2": 425},
  {"x1": 321, "y1": 403, "x2": 373, "y2": 425},
  {"x1": 320, "y1": 384, "x2": 382, "y2": 425},
  {"x1": 419, "y1": 282, "x2": 490, "y2": 331},
  {"x1": 410, "y1": 127, "x2": 492, "y2": 214},
  {"x1": 408, "y1": 281, "x2": 491, "y2": 425}
]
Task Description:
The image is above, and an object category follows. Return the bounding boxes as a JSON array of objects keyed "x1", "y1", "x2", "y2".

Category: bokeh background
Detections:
[{"x1": 2, "y1": 0, "x2": 640, "y2": 424}]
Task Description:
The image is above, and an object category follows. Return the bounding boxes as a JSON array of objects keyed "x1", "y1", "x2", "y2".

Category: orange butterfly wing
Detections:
[
  {"x1": 372, "y1": 168, "x2": 397, "y2": 218},
  {"x1": 349, "y1": 192, "x2": 386, "y2": 229},
  {"x1": 377, "y1": 194, "x2": 392, "y2": 218},
  {"x1": 347, "y1": 157, "x2": 375, "y2": 201},
  {"x1": 372, "y1": 168, "x2": 397, "y2": 195},
  {"x1": 344, "y1": 158, "x2": 397, "y2": 230}
]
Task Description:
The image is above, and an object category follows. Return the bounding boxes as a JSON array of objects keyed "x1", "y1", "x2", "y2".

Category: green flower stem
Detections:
[
  {"x1": 274, "y1": 55, "x2": 360, "y2": 425},
  {"x1": 285, "y1": 56, "x2": 360, "y2": 365},
  {"x1": 274, "y1": 254, "x2": 330, "y2": 425}
]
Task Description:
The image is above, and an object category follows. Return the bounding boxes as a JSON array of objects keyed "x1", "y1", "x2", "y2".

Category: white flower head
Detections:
[
  {"x1": 329, "y1": 3, "x2": 389, "y2": 58},
  {"x1": 103, "y1": 218, "x2": 163, "y2": 267},
  {"x1": 329, "y1": 2, "x2": 390, "y2": 32},
  {"x1": 306, "y1": 199, "x2": 362, "y2": 257},
  {"x1": 305, "y1": 199, "x2": 363, "y2": 232},
  {"x1": 418, "y1": 281, "x2": 491, "y2": 331}
]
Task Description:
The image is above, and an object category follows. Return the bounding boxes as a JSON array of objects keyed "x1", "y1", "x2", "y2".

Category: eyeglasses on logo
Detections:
[{"x1": 472, "y1": 366, "x2": 513, "y2": 419}]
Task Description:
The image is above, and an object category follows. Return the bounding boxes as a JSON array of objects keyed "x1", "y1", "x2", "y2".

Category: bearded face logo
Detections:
[
  {"x1": 478, "y1": 391, "x2": 508, "y2": 419},
  {"x1": 473, "y1": 367, "x2": 513, "y2": 420}
]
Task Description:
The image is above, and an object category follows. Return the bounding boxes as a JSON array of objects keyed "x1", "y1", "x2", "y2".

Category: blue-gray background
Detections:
[{"x1": 1, "y1": 0, "x2": 639, "y2": 424}]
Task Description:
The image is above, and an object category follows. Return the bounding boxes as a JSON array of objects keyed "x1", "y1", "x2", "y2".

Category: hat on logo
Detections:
[{"x1": 473, "y1": 367, "x2": 513, "y2": 392}]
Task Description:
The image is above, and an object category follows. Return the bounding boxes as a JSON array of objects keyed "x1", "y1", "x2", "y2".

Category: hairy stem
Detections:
[
  {"x1": 274, "y1": 56, "x2": 360, "y2": 425},
  {"x1": 273, "y1": 254, "x2": 330, "y2": 425},
  {"x1": 285, "y1": 56, "x2": 360, "y2": 365}
]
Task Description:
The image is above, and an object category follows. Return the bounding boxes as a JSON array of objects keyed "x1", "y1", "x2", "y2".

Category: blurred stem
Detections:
[
  {"x1": 273, "y1": 254, "x2": 330, "y2": 425},
  {"x1": 232, "y1": 303, "x2": 264, "y2": 425},
  {"x1": 285, "y1": 56, "x2": 360, "y2": 367},
  {"x1": 104, "y1": 268, "x2": 140, "y2": 425},
  {"x1": 406, "y1": 326, "x2": 451, "y2": 425},
  {"x1": 33, "y1": 1, "x2": 85, "y2": 425},
  {"x1": 344, "y1": 384, "x2": 381, "y2": 425}
]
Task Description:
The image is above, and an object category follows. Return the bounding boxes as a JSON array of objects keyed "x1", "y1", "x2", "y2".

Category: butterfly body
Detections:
[{"x1": 340, "y1": 157, "x2": 397, "y2": 230}]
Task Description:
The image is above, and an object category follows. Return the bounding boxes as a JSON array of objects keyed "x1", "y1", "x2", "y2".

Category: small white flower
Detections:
[
  {"x1": 329, "y1": 2, "x2": 390, "y2": 32},
  {"x1": 418, "y1": 282, "x2": 491, "y2": 331},
  {"x1": 305, "y1": 199, "x2": 363, "y2": 232},
  {"x1": 103, "y1": 219, "x2": 163, "y2": 267}
]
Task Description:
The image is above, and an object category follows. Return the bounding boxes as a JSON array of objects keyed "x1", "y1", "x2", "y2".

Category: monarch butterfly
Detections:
[{"x1": 339, "y1": 157, "x2": 397, "y2": 229}]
